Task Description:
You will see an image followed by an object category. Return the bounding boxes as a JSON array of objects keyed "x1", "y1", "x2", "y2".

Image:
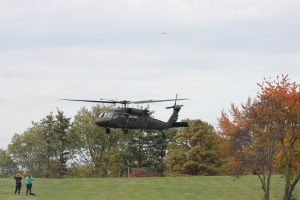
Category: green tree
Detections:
[
  {"x1": 8, "y1": 123, "x2": 48, "y2": 177},
  {"x1": 165, "y1": 119, "x2": 222, "y2": 176},
  {"x1": 120, "y1": 129, "x2": 169, "y2": 176},
  {"x1": 0, "y1": 148, "x2": 18, "y2": 177},
  {"x1": 40, "y1": 113, "x2": 56, "y2": 177},
  {"x1": 145, "y1": 131, "x2": 168, "y2": 173},
  {"x1": 69, "y1": 105, "x2": 123, "y2": 177},
  {"x1": 54, "y1": 110, "x2": 71, "y2": 178}
]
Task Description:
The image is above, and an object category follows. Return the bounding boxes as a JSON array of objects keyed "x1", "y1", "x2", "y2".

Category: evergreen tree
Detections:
[
  {"x1": 121, "y1": 130, "x2": 168, "y2": 175},
  {"x1": 40, "y1": 113, "x2": 56, "y2": 177},
  {"x1": 54, "y1": 110, "x2": 71, "y2": 178}
]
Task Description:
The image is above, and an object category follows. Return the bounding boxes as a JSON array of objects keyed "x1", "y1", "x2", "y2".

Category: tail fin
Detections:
[
  {"x1": 166, "y1": 94, "x2": 188, "y2": 127},
  {"x1": 167, "y1": 105, "x2": 181, "y2": 124}
]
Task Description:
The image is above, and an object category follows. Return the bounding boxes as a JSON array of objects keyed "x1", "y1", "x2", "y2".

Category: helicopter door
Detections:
[{"x1": 119, "y1": 113, "x2": 129, "y2": 127}]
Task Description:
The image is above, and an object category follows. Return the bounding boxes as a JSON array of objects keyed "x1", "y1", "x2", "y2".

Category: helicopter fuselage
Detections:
[
  {"x1": 95, "y1": 109, "x2": 170, "y2": 130},
  {"x1": 61, "y1": 95, "x2": 189, "y2": 134}
]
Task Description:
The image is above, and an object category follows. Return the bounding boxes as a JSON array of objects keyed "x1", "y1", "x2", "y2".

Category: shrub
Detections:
[{"x1": 123, "y1": 168, "x2": 163, "y2": 177}]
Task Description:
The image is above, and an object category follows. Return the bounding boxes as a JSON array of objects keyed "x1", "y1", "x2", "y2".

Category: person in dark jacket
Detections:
[{"x1": 14, "y1": 173, "x2": 22, "y2": 195}]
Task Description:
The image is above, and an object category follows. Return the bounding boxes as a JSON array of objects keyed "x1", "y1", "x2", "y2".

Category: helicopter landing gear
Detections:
[
  {"x1": 123, "y1": 129, "x2": 128, "y2": 134},
  {"x1": 105, "y1": 128, "x2": 110, "y2": 134}
]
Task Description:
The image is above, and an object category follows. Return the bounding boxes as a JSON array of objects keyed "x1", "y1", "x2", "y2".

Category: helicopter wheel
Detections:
[
  {"x1": 123, "y1": 129, "x2": 128, "y2": 134},
  {"x1": 105, "y1": 128, "x2": 110, "y2": 134}
]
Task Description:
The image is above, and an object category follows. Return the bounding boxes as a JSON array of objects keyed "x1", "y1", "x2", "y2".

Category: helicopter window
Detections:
[
  {"x1": 99, "y1": 112, "x2": 106, "y2": 118},
  {"x1": 121, "y1": 114, "x2": 129, "y2": 118},
  {"x1": 112, "y1": 113, "x2": 118, "y2": 119},
  {"x1": 128, "y1": 115, "x2": 136, "y2": 123},
  {"x1": 106, "y1": 112, "x2": 113, "y2": 119},
  {"x1": 120, "y1": 114, "x2": 126, "y2": 119}
]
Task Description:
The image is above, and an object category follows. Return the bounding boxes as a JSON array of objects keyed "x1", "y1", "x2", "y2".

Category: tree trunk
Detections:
[
  {"x1": 264, "y1": 190, "x2": 270, "y2": 200},
  {"x1": 263, "y1": 181, "x2": 270, "y2": 200},
  {"x1": 257, "y1": 174, "x2": 271, "y2": 200},
  {"x1": 283, "y1": 183, "x2": 291, "y2": 200},
  {"x1": 283, "y1": 176, "x2": 300, "y2": 200},
  {"x1": 264, "y1": 175, "x2": 271, "y2": 200}
]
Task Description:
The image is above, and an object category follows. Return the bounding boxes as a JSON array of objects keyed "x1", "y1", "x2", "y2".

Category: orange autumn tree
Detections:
[
  {"x1": 258, "y1": 75, "x2": 300, "y2": 200},
  {"x1": 218, "y1": 75, "x2": 300, "y2": 200},
  {"x1": 219, "y1": 97, "x2": 276, "y2": 200}
]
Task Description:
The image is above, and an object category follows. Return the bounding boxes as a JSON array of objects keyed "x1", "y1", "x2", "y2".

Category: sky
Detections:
[{"x1": 1, "y1": 0, "x2": 300, "y2": 149}]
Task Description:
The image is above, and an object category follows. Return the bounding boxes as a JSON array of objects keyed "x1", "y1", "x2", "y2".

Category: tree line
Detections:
[
  {"x1": 0, "y1": 107, "x2": 224, "y2": 178},
  {"x1": 1, "y1": 75, "x2": 300, "y2": 200}
]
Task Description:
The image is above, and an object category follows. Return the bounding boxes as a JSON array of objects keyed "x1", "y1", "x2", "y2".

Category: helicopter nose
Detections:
[
  {"x1": 95, "y1": 118, "x2": 103, "y2": 125},
  {"x1": 95, "y1": 117, "x2": 107, "y2": 126}
]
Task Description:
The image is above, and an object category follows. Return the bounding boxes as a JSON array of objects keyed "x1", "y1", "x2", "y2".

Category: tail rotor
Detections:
[
  {"x1": 166, "y1": 94, "x2": 185, "y2": 109},
  {"x1": 166, "y1": 94, "x2": 189, "y2": 127}
]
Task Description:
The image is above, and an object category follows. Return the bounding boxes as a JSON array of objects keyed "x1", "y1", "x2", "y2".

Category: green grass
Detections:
[{"x1": 0, "y1": 176, "x2": 298, "y2": 200}]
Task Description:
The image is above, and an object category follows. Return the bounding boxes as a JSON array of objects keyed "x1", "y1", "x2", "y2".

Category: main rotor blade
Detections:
[
  {"x1": 131, "y1": 98, "x2": 188, "y2": 104},
  {"x1": 60, "y1": 99, "x2": 121, "y2": 104},
  {"x1": 61, "y1": 98, "x2": 188, "y2": 105}
]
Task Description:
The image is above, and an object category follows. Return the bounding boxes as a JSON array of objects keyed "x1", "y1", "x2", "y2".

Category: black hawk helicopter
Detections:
[{"x1": 62, "y1": 95, "x2": 188, "y2": 134}]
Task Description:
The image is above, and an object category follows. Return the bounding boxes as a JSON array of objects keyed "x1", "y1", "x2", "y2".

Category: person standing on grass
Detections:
[
  {"x1": 14, "y1": 173, "x2": 22, "y2": 195},
  {"x1": 26, "y1": 173, "x2": 34, "y2": 195}
]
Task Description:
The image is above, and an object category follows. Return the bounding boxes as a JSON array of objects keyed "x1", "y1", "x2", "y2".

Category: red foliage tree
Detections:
[{"x1": 219, "y1": 75, "x2": 300, "y2": 200}]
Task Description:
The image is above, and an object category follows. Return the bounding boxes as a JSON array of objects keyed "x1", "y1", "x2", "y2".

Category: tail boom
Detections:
[{"x1": 172, "y1": 122, "x2": 188, "y2": 127}]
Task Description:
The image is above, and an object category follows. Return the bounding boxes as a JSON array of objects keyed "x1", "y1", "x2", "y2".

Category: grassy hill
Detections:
[{"x1": 0, "y1": 175, "x2": 298, "y2": 200}]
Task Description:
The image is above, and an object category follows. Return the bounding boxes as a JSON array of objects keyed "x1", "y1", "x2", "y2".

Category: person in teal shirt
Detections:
[{"x1": 25, "y1": 174, "x2": 34, "y2": 195}]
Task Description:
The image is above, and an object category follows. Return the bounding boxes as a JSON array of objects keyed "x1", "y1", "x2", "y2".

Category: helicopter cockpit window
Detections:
[
  {"x1": 99, "y1": 112, "x2": 105, "y2": 118},
  {"x1": 106, "y1": 112, "x2": 113, "y2": 119}
]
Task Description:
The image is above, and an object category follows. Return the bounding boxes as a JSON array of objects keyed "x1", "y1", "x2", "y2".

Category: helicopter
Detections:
[{"x1": 61, "y1": 95, "x2": 188, "y2": 134}]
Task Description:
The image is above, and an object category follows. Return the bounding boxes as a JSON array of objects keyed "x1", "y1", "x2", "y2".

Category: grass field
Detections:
[{"x1": 0, "y1": 176, "x2": 299, "y2": 200}]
